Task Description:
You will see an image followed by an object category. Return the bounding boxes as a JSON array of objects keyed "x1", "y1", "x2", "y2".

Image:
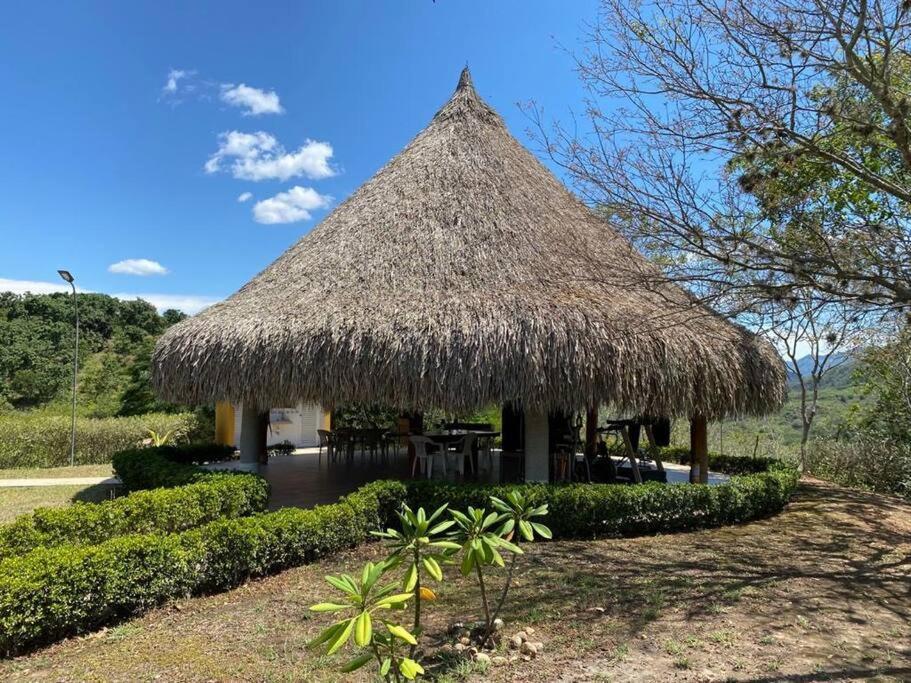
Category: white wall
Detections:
[{"x1": 233, "y1": 403, "x2": 324, "y2": 448}]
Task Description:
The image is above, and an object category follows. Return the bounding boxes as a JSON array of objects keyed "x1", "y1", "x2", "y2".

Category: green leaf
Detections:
[
  {"x1": 428, "y1": 519, "x2": 455, "y2": 535},
  {"x1": 325, "y1": 575, "x2": 357, "y2": 597},
  {"x1": 519, "y1": 519, "x2": 534, "y2": 541},
  {"x1": 495, "y1": 537, "x2": 524, "y2": 554},
  {"x1": 307, "y1": 620, "x2": 346, "y2": 649},
  {"x1": 386, "y1": 623, "x2": 418, "y2": 645},
  {"x1": 380, "y1": 658, "x2": 391, "y2": 676},
  {"x1": 341, "y1": 652, "x2": 373, "y2": 672},
  {"x1": 326, "y1": 618, "x2": 355, "y2": 655},
  {"x1": 375, "y1": 592, "x2": 413, "y2": 608},
  {"x1": 531, "y1": 522, "x2": 552, "y2": 539},
  {"x1": 310, "y1": 602, "x2": 349, "y2": 613},
  {"x1": 427, "y1": 503, "x2": 449, "y2": 523},
  {"x1": 482, "y1": 511, "x2": 500, "y2": 529},
  {"x1": 403, "y1": 562, "x2": 418, "y2": 592},
  {"x1": 429, "y1": 540, "x2": 462, "y2": 550},
  {"x1": 354, "y1": 611, "x2": 372, "y2": 647},
  {"x1": 460, "y1": 548, "x2": 475, "y2": 576},
  {"x1": 400, "y1": 657, "x2": 425, "y2": 679},
  {"x1": 422, "y1": 556, "x2": 443, "y2": 582}
]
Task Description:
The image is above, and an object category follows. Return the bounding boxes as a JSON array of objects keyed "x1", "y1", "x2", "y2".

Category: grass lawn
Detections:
[
  {"x1": 0, "y1": 464, "x2": 114, "y2": 480},
  {"x1": 0, "y1": 483, "x2": 118, "y2": 523},
  {"x1": 1, "y1": 480, "x2": 908, "y2": 682}
]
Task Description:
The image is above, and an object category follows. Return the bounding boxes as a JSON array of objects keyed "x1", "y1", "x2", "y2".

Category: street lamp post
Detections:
[{"x1": 57, "y1": 270, "x2": 78, "y2": 467}]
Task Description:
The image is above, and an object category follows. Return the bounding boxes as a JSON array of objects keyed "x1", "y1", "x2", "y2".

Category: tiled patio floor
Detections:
[{"x1": 207, "y1": 448, "x2": 728, "y2": 510}]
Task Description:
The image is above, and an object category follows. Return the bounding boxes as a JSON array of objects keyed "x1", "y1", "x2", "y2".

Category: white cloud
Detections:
[
  {"x1": 252, "y1": 186, "x2": 332, "y2": 224},
  {"x1": 220, "y1": 83, "x2": 284, "y2": 116},
  {"x1": 0, "y1": 277, "x2": 70, "y2": 295},
  {"x1": 205, "y1": 130, "x2": 335, "y2": 181},
  {"x1": 113, "y1": 292, "x2": 220, "y2": 314},
  {"x1": 108, "y1": 258, "x2": 169, "y2": 276},
  {"x1": 0, "y1": 277, "x2": 219, "y2": 314},
  {"x1": 162, "y1": 68, "x2": 194, "y2": 96},
  {"x1": 237, "y1": 191, "x2": 253, "y2": 202}
]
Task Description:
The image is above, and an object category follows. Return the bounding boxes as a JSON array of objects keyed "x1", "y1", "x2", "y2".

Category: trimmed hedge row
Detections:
[
  {"x1": 112, "y1": 444, "x2": 238, "y2": 491},
  {"x1": 404, "y1": 464, "x2": 798, "y2": 538},
  {"x1": 0, "y1": 480, "x2": 407, "y2": 656},
  {"x1": 0, "y1": 412, "x2": 204, "y2": 468}
]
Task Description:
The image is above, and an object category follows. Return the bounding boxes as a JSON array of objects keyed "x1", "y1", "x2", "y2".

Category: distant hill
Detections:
[{"x1": 786, "y1": 352, "x2": 857, "y2": 390}]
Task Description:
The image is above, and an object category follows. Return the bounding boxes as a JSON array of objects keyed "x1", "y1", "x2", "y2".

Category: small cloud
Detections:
[
  {"x1": 252, "y1": 186, "x2": 332, "y2": 224},
  {"x1": 108, "y1": 259, "x2": 169, "y2": 276},
  {"x1": 162, "y1": 68, "x2": 195, "y2": 97},
  {"x1": 206, "y1": 130, "x2": 335, "y2": 181},
  {"x1": 237, "y1": 191, "x2": 253, "y2": 203},
  {"x1": 220, "y1": 83, "x2": 284, "y2": 116}
]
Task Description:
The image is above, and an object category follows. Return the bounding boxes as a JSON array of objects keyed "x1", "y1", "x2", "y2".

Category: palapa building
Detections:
[{"x1": 152, "y1": 68, "x2": 786, "y2": 481}]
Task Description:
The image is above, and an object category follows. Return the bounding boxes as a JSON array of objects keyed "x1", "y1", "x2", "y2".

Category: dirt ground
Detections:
[{"x1": 1, "y1": 480, "x2": 908, "y2": 682}]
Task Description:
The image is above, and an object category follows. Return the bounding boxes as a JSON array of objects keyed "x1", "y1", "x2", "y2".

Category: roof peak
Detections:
[{"x1": 456, "y1": 66, "x2": 474, "y2": 92}]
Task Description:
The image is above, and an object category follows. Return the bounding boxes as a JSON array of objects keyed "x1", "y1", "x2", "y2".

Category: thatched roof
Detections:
[{"x1": 152, "y1": 68, "x2": 786, "y2": 418}]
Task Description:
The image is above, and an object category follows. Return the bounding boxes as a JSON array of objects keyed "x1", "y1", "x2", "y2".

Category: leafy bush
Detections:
[
  {"x1": 0, "y1": 412, "x2": 204, "y2": 468},
  {"x1": 404, "y1": 464, "x2": 798, "y2": 539},
  {"x1": 0, "y1": 472, "x2": 269, "y2": 560},
  {"x1": 806, "y1": 437, "x2": 911, "y2": 500},
  {"x1": 661, "y1": 447, "x2": 783, "y2": 475},
  {"x1": 0, "y1": 480, "x2": 408, "y2": 656}
]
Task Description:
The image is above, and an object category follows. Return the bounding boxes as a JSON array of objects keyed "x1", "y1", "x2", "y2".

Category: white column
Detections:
[
  {"x1": 238, "y1": 403, "x2": 263, "y2": 472},
  {"x1": 524, "y1": 411, "x2": 550, "y2": 482}
]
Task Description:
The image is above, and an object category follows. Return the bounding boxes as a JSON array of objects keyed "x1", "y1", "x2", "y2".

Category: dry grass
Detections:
[
  {"x1": 152, "y1": 68, "x2": 785, "y2": 419},
  {"x1": 2, "y1": 480, "x2": 908, "y2": 682},
  {"x1": 0, "y1": 465, "x2": 113, "y2": 480}
]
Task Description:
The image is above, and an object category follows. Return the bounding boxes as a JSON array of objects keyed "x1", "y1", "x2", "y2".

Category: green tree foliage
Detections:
[{"x1": 0, "y1": 292, "x2": 187, "y2": 415}]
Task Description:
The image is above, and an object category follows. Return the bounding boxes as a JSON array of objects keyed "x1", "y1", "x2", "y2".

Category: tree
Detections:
[
  {"x1": 859, "y1": 325, "x2": 911, "y2": 442},
  {"x1": 760, "y1": 294, "x2": 856, "y2": 466},
  {"x1": 533, "y1": 0, "x2": 911, "y2": 318}
]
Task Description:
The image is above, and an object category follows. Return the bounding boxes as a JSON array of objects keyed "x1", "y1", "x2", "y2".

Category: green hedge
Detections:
[
  {"x1": 112, "y1": 447, "x2": 214, "y2": 490},
  {"x1": 0, "y1": 412, "x2": 204, "y2": 468},
  {"x1": 0, "y1": 473, "x2": 269, "y2": 560},
  {"x1": 403, "y1": 464, "x2": 798, "y2": 538},
  {"x1": 0, "y1": 480, "x2": 407, "y2": 656},
  {"x1": 661, "y1": 447, "x2": 783, "y2": 475}
]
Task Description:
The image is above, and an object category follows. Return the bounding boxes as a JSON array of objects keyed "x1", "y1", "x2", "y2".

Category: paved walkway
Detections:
[{"x1": 0, "y1": 476, "x2": 121, "y2": 488}]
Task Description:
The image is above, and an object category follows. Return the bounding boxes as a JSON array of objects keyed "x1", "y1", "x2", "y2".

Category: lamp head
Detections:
[{"x1": 57, "y1": 270, "x2": 74, "y2": 284}]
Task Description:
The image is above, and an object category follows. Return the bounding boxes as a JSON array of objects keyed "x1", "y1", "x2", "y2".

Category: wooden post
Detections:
[
  {"x1": 620, "y1": 426, "x2": 643, "y2": 483},
  {"x1": 690, "y1": 415, "x2": 708, "y2": 484},
  {"x1": 584, "y1": 407, "x2": 598, "y2": 460}
]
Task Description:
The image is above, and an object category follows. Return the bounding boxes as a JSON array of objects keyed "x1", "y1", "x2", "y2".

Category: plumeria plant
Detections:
[
  {"x1": 486, "y1": 492, "x2": 551, "y2": 641},
  {"x1": 308, "y1": 496, "x2": 551, "y2": 679},
  {"x1": 308, "y1": 559, "x2": 423, "y2": 681},
  {"x1": 447, "y1": 506, "x2": 523, "y2": 643},
  {"x1": 372, "y1": 504, "x2": 460, "y2": 654}
]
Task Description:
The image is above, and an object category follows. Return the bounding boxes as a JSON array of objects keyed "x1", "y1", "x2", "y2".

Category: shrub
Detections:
[
  {"x1": 806, "y1": 437, "x2": 911, "y2": 500},
  {"x1": 0, "y1": 480, "x2": 408, "y2": 656},
  {"x1": 661, "y1": 447, "x2": 782, "y2": 475},
  {"x1": 0, "y1": 412, "x2": 203, "y2": 468},
  {"x1": 0, "y1": 472, "x2": 269, "y2": 560},
  {"x1": 404, "y1": 464, "x2": 798, "y2": 539}
]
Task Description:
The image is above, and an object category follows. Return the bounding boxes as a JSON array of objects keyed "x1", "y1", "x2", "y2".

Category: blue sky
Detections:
[{"x1": 0, "y1": 1, "x2": 599, "y2": 313}]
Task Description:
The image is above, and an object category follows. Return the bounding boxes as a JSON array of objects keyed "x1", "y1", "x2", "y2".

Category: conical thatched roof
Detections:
[{"x1": 152, "y1": 68, "x2": 786, "y2": 418}]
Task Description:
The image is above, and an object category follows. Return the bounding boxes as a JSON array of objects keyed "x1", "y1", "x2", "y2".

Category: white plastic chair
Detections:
[
  {"x1": 410, "y1": 436, "x2": 446, "y2": 479},
  {"x1": 447, "y1": 433, "x2": 476, "y2": 477}
]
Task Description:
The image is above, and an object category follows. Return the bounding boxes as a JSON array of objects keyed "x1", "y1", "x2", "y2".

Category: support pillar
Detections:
[
  {"x1": 524, "y1": 411, "x2": 550, "y2": 482},
  {"x1": 214, "y1": 401, "x2": 235, "y2": 446},
  {"x1": 584, "y1": 407, "x2": 598, "y2": 460},
  {"x1": 239, "y1": 404, "x2": 269, "y2": 472},
  {"x1": 689, "y1": 415, "x2": 708, "y2": 484}
]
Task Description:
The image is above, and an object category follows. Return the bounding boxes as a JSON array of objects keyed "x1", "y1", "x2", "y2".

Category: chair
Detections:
[
  {"x1": 317, "y1": 429, "x2": 331, "y2": 464},
  {"x1": 410, "y1": 435, "x2": 442, "y2": 479},
  {"x1": 447, "y1": 433, "x2": 476, "y2": 477}
]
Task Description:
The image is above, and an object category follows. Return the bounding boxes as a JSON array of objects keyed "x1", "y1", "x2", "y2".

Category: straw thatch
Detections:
[{"x1": 152, "y1": 68, "x2": 786, "y2": 418}]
